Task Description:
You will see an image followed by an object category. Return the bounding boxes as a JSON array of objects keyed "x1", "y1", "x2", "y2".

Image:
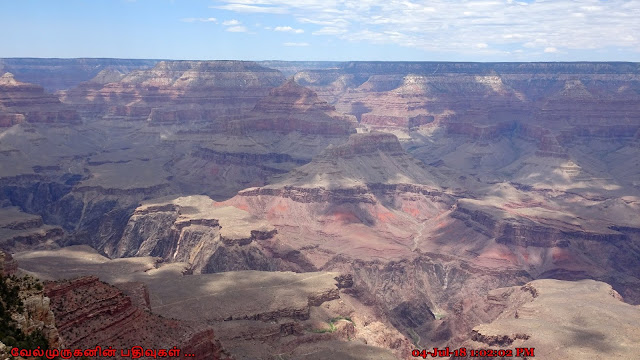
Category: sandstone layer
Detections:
[
  {"x1": 45, "y1": 276, "x2": 229, "y2": 359},
  {"x1": 62, "y1": 60, "x2": 286, "y2": 122}
]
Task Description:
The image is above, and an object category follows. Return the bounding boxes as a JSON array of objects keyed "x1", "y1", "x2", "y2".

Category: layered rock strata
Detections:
[
  {"x1": 0, "y1": 58, "x2": 158, "y2": 91},
  {"x1": 111, "y1": 195, "x2": 282, "y2": 273},
  {"x1": 226, "y1": 80, "x2": 356, "y2": 135},
  {"x1": 45, "y1": 276, "x2": 229, "y2": 359},
  {"x1": 0, "y1": 207, "x2": 63, "y2": 252},
  {"x1": 62, "y1": 61, "x2": 286, "y2": 122},
  {"x1": 0, "y1": 73, "x2": 80, "y2": 127}
]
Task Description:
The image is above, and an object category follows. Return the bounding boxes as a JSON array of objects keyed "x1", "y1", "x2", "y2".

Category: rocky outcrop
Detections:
[
  {"x1": 45, "y1": 276, "x2": 229, "y2": 359},
  {"x1": 0, "y1": 72, "x2": 80, "y2": 126},
  {"x1": 111, "y1": 196, "x2": 281, "y2": 273},
  {"x1": 0, "y1": 269, "x2": 62, "y2": 355},
  {"x1": 0, "y1": 207, "x2": 63, "y2": 252},
  {"x1": 12, "y1": 277, "x2": 62, "y2": 349},
  {"x1": 0, "y1": 250, "x2": 17, "y2": 276}
]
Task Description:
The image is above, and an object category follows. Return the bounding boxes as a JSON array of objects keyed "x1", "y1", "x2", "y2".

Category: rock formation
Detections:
[
  {"x1": 17, "y1": 246, "x2": 408, "y2": 359},
  {"x1": 226, "y1": 80, "x2": 356, "y2": 135},
  {"x1": 0, "y1": 72, "x2": 80, "y2": 126},
  {"x1": 0, "y1": 250, "x2": 17, "y2": 276},
  {"x1": 111, "y1": 195, "x2": 284, "y2": 273},
  {"x1": 62, "y1": 60, "x2": 286, "y2": 122},
  {"x1": 0, "y1": 58, "x2": 158, "y2": 91},
  {"x1": 1, "y1": 59, "x2": 640, "y2": 359},
  {"x1": 0, "y1": 207, "x2": 63, "y2": 252},
  {"x1": 45, "y1": 276, "x2": 229, "y2": 359},
  {"x1": 452, "y1": 279, "x2": 640, "y2": 360}
]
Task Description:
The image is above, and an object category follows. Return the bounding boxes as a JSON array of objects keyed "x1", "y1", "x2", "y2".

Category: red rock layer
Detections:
[
  {"x1": 296, "y1": 63, "x2": 640, "y2": 150},
  {"x1": 0, "y1": 72, "x2": 81, "y2": 126},
  {"x1": 323, "y1": 132, "x2": 404, "y2": 157},
  {"x1": 62, "y1": 60, "x2": 286, "y2": 123},
  {"x1": 45, "y1": 276, "x2": 229, "y2": 359},
  {"x1": 226, "y1": 80, "x2": 356, "y2": 135}
]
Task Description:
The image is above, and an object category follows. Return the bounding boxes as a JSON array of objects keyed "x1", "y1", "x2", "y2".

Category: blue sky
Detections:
[{"x1": 1, "y1": 0, "x2": 639, "y2": 61}]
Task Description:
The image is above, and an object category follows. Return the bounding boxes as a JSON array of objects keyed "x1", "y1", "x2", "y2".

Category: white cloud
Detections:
[
  {"x1": 181, "y1": 17, "x2": 217, "y2": 23},
  {"x1": 283, "y1": 42, "x2": 310, "y2": 46},
  {"x1": 274, "y1": 26, "x2": 304, "y2": 33},
  {"x1": 312, "y1": 27, "x2": 348, "y2": 35},
  {"x1": 211, "y1": 0, "x2": 640, "y2": 56},
  {"x1": 222, "y1": 19, "x2": 241, "y2": 26},
  {"x1": 226, "y1": 25, "x2": 249, "y2": 32},
  {"x1": 544, "y1": 47, "x2": 558, "y2": 53},
  {"x1": 212, "y1": 4, "x2": 288, "y2": 14}
]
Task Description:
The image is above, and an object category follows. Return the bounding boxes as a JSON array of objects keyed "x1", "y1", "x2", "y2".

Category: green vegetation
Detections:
[
  {"x1": 433, "y1": 311, "x2": 446, "y2": 320},
  {"x1": 0, "y1": 274, "x2": 50, "y2": 357},
  {"x1": 310, "y1": 316, "x2": 354, "y2": 333},
  {"x1": 408, "y1": 328, "x2": 421, "y2": 348}
]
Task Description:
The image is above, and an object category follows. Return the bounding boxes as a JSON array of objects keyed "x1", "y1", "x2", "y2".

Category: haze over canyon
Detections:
[{"x1": 0, "y1": 58, "x2": 639, "y2": 360}]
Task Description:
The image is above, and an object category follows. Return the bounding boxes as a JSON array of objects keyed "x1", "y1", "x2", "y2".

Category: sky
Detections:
[{"x1": 1, "y1": 0, "x2": 639, "y2": 61}]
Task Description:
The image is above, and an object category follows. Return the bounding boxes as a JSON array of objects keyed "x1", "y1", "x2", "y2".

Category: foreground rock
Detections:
[
  {"x1": 0, "y1": 251, "x2": 61, "y2": 358},
  {"x1": 16, "y1": 246, "x2": 411, "y2": 359},
  {"x1": 45, "y1": 276, "x2": 230, "y2": 359},
  {"x1": 453, "y1": 279, "x2": 640, "y2": 360}
]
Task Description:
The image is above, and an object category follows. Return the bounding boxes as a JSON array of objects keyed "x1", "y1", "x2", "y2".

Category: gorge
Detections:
[{"x1": 1, "y1": 59, "x2": 639, "y2": 359}]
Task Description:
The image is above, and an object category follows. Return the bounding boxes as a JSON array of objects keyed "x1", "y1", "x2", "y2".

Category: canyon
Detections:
[{"x1": 0, "y1": 59, "x2": 639, "y2": 359}]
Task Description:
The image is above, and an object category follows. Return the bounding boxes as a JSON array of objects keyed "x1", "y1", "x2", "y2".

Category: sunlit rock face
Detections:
[
  {"x1": 62, "y1": 60, "x2": 287, "y2": 122},
  {"x1": 0, "y1": 73, "x2": 81, "y2": 126}
]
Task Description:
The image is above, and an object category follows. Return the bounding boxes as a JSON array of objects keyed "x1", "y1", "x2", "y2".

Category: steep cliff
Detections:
[
  {"x1": 45, "y1": 276, "x2": 229, "y2": 359},
  {"x1": 62, "y1": 60, "x2": 286, "y2": 122},
  {"x1": 111, "y1": 195, "x2": 287, "y2": 273},
  {"x1": 0, "y1": 255, "x2": 61, "y2": 359}
]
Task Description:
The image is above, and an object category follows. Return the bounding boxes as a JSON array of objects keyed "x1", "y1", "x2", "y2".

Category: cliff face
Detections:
[
  {"x1": 45, "y1": 276, "x2": 229, "y2": 360},
  {"x1": 111, "y1": 195, "x2": 288, "y2": 274},
  {"x1": 0, "y1": 73, "x2": 81, "y2": 126},
  {"x1": 0, "y1": 257, "x2": 62, "y2": 357},
  {"x1": 62, "y1": 60, "x2": 286, "y2": 122},
  {"x1": 295, "y1": 63, "x2": 640, "y2": 173},
  {"x1": 0, "y1": 250, "x2": 17, "y2": 276},
  {"x1": 226, "y1": 80, "x2": 356, "y2": 135}
]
